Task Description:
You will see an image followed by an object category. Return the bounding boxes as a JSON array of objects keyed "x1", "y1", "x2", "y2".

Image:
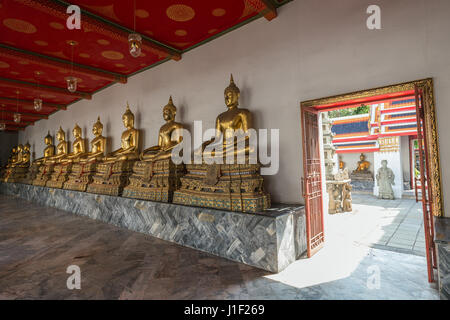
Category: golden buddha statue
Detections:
[
  {"x1": 123, "y1": 97, "x2": 186, "y2": 202},
  {"x1": 87, "y1": 104, "x2": 140, "y2": 196},
  {"x1": 6, "y1": 146, "x2": 18, "y2": 168},
  {"x1": 34, "y1": 132, "x2": 55, "y2": 165},
  {"x1": 173, "y1": 75, "x2": 270, "y2": 213},
  {"x1": 103, "y1": 103, "x2": 139, "y2": 163},
  {"x1": 355, "y1": 153, "x2": 370, "y2": 172},
  {"x1": 64, "y1": 124, "x2": 87, "y2": 163},
  {"x1": 339, "y1": 156, "x2": 345, "y2": 170},
  {"x1": 46, "y1": 127, "x2": 74, "y2": 189},
  {"x1": 64, "y1": 117, "x2": 107, "y2": 192},
  {"x1": 3, "y1": 144, "x2": 31, "y2": 183},
  {"x1": 33, "y1": 132, "x2": 56, "y2": 186},
  {"x1": 45, "y1": 127, "x2": 68, "y2": 164},
  {"x1": 195, "y1": 74, "x2": 254, "y2": 161}
]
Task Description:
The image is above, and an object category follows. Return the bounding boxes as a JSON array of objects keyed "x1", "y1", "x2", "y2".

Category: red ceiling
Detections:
[{"x1": 0, "y1": 0, "x2": 290, "y2": 131}]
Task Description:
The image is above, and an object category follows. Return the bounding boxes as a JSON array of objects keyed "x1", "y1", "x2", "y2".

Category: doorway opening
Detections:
[{"x1": 300, "y1": 79, "x2": 442, "y2": 283}]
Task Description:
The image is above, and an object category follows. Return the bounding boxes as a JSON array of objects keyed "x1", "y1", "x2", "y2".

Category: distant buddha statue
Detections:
[
  {"x1": 6, "y1": 147, "x2": 17, "y2": 168},
  {"x1": 64, "y1": 124, "x2": 87, "y2": 163},
  {"x1": 103, "y1": 103, "x2": 139, "y2": 163},
  {"x1": 20, "y1": 143, "x2": 31, "y2": 167},
  {"x1": 34, "y1": 132, "x2": 55, "y2": 165},
  {"x1": 339, "y1": 156, "x2": 345, "y2": 170},
  {"x1": 45, "y1": 127, "x2": 68, "y2": 164},
  {"x1": 140, "y1": 96, "x2": 184, "y2": 162},
  {"x1": 13, "y1": 144, "x2": 24, "y2": 166},
  {"x1": 355, "y1": 153, "x2": 370, "y2": 172},
  {"x1": 196, "y1": 74, "x2": 254, "y2": 161},
  {"x1": 80, "y1": 117, "x2": 107, "y2": 163}
]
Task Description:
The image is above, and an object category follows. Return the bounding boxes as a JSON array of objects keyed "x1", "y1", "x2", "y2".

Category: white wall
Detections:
[
  {"x1": 19, "y1": 0, "x2": 450, "y2": 216},
  {"x1": 401, "y1": 136, "x2": 412, "y2": 186}
]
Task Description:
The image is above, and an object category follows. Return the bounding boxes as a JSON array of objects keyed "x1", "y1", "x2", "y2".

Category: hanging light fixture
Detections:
[
  {"x1": 14, "y1": 90, "x2": 21, "y2": 124},
  {"x1": 34, "y1": 71, "x2": 43, "y2": 111},
  {"x1": 65, "y1": 41, "x2": 77, "y2": 93},
  {"x1": 128, "y1": 0, "x2": 142, "y2": 58}
]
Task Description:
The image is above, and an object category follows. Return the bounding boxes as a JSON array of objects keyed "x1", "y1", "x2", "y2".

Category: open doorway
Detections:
[{"x1": 300, "y1": 79, "x2": 442, "y2": 283}]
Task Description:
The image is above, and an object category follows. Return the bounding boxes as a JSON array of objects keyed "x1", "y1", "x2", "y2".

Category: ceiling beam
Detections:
[
  {"x1": 0, "y1": 77, "x2": 92, "y2": 100},
  {"x1": 41, "y1": 0, "x2": 182, "y2": 61},
  {"x1": 248, "y1": 0, "x2": 278, "y2": 21},
  {"x1": 0, "y1": 120, "x2": 33, "y2": 126},
  {"x1": 0, "y1": 44, "x2": 127, "y2": 84},
  {"x1": 0, "y1": 109, "x2": 48, "y2": 119},
  {"x1": 0, "y1": 97, "x2": 67, "y2": 110},
  {"x1": 1, "y1": 126, "x2": 25, "y2": 131}
]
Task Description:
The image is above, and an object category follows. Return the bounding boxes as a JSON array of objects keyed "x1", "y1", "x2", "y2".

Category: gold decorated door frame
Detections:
[{"x1": 300, "y1": 78, "x2": 443, "y2": 260}]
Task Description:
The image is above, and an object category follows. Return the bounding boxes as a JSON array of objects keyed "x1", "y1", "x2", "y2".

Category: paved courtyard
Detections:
[{"x1": 327, "y1": 194, "x2": 426, "y2": 256}]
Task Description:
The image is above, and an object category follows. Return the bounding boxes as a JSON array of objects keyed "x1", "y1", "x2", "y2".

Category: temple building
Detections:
[{"x1": 0, "y1": 0, "x2": 448, "y2": 303}]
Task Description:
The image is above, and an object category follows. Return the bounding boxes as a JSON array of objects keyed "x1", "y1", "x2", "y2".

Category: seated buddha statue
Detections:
[
  {"x1": 6, "y1": 147, "x2": 18, "y2": 168},
  {"x1": 195, "y1": 74, "x2": 254, "y2": 162},
  {"x1": 34, "y1": 132, "x2": 55, "y2": 165},
  {"x1": 12, "y1": 144, "x2": 24, "y2": 167},
  {"x1": 45, "y1": 127, "x2": 68, "y2": 164},
  {"x1": 64, "y1": 124, "x2": 87, "y2": 163},
  {"x1": 32, "y1": 132, "x2": 56, "y2": 186},
  {"x1": 81, "y1": 117, "x2": 107, "y2": 163},
  {"x1": 173, "y1": 75, "x2": 270, "y2": 213},
  {"x1": 3, "y1": 145, "x2": 25, "y2": 182},
  {"x1": 355, "y1": 153, "x2": 370, "y2": 172},
  {"x1": 46, "y1": 127, "x2": 74, "y2": 189},
  {"x1": 87, "y1": 104, "x2": 140, "y2": 196},
  {"x1": 103, "y1": 103, "x2": 139, "y2": 163},
  {"x1": 20, "y1": 143, "x2": 31, "y2": 167},
  {"x1": 141, "y1": 96, "x2": 184, "y2": 162},
  {"x1": 64, "y1": 117, "x2": 107, "y2": 192},
  {"x1": 123, "y1": 97, "x2": 185, "y2": 202}
]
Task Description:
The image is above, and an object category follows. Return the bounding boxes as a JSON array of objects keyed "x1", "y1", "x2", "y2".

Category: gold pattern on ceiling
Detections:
[
  {"x1": 3, "y1": 18, "x2": 37, "y2": 34},
  {"x1": 166, "y1": 5, "x2": 196, "y2": 22}
]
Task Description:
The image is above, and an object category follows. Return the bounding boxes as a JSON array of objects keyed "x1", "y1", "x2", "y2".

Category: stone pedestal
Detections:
[
  {"x1": 123, "y1": 159, "x2": 185, "y2": 202},
  {"x1": 326, "y1": 179, "x2": 352, "y2": 214},
  {"x1": 87, "y1": 159, "x2": 136, "y2": 196},
  {"x1": 20, "y1": 162, "x2": 40, "y2": 185},
  {"x1": 2, "y1": 166, "x2": 29, "y2": 183},
  {"x1": 63, "y1": 161, "x2": 97, "y2": 192},
  {"x1": 46, "y1": 163, "x2": 73, "y2": 189},
  {"x1": 173, "y1": 163, "x2": 270, "y2": 213},
  {"x1": 435, "y1": 217, "x2": 450, "y2": 300},
  {"x1": 0, "y1": 182, "x2": 305, "y2": 273},
  {"x1": 350, "y1": 171, "x2": 374, "y2": 192},
  {"x1": 33, "y1": 164, "x2": 54, "y2": 187}
]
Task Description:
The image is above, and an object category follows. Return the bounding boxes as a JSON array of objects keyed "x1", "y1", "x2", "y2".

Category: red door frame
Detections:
[
  {"x1": 301, "y1": 85, "x2": 438, "y2": 282},
  {"x1": 301, "y1": 106, "x2": 325, "y2": 257}
]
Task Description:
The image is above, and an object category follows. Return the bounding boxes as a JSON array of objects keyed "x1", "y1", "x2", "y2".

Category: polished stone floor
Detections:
[{"x1": 0, "y1": 194, "x2": 438, "y2": 299}]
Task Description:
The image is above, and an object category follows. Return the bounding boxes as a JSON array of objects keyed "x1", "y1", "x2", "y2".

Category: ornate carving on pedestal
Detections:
[{"x1": 326, "y1": 169, "x2": 352, "y2": 214}]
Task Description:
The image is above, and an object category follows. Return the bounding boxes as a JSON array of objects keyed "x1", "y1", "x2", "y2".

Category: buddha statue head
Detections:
[
  {"x1": 24, "y1": 142, "x2": 30, "y2": 152},
  {"x1": 44, "y1": 131, "x2": 53, "y2": 145},
  {"x1": 17, "y1": 144, "x2": 23, "y2": 153},
  {"x1": 56, "y1": 126, "x2": 65, "y2": 142},
  {"x1": 122, "y1": 103, "x2": 135, "y2": 129},
  {"x1": 11, "y1": 146, "x2": 17, "y2": 154},
  {"x1": 92, "y1": 116, "x2": 103, "y2": 136},
  {"x1": 224, "y1": 74, "x2": 240, "y2": 109},
  {"x1": 163, "y1": 96, "x2": 177, "y2": 122},
  {"x1": 72, "y1": 124, "x2": 82, "y2": 139},
  {"x1": 360, "y1": 153, "x2": 366, "y2": 161}
]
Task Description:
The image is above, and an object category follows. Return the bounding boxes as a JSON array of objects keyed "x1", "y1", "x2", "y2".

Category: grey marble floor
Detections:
[{"x1": 0, "y1": 194, "x2": 438, "y2": 299}]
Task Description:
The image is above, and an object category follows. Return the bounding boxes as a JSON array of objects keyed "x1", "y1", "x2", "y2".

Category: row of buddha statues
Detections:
[{"x1": 1, "y1": 75, "x2": 271, "y2": 213}]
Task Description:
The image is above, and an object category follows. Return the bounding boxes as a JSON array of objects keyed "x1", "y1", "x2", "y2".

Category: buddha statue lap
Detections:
[
  {"x1": 64, "y1": 117, "x2": 106, "y2": 192},
  {"x1": 45, "y1": 127, "x2": 73, "y2": 189},
  {"x1": 87, "y1": 104, "x2": 139, "y2": 196},
  {"x1": 123, "y1": 97, "x2": 185, "y2": 202},
  {"x1": 33, "y1": 132, "x2": 56, "y2": 186},
  {"x1": 173, "y1": 75, "x2": 271, "y2": 213}
]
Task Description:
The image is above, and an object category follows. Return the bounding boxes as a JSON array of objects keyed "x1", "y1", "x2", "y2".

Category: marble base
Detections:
[
  {"x1": 435, "y1": 217, "x2": 450, "y2": 300},
  {"x1": 0, "y1": 182, "x2": 306, "y2": 273},
  {"x1": 87, "y1": 160, "x2": 136, "y2": 196},
  {"x1": 350, "y1": 180, "x2": 375, "y2": 192}
]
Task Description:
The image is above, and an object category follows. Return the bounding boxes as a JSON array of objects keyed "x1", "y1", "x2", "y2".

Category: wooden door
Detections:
[
  {"x1": 301, "y1": 107, "x2": 325, "y2": 257},
  {"x1": 414, "y1": 85, "x2": 437, "y2": 282}
]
